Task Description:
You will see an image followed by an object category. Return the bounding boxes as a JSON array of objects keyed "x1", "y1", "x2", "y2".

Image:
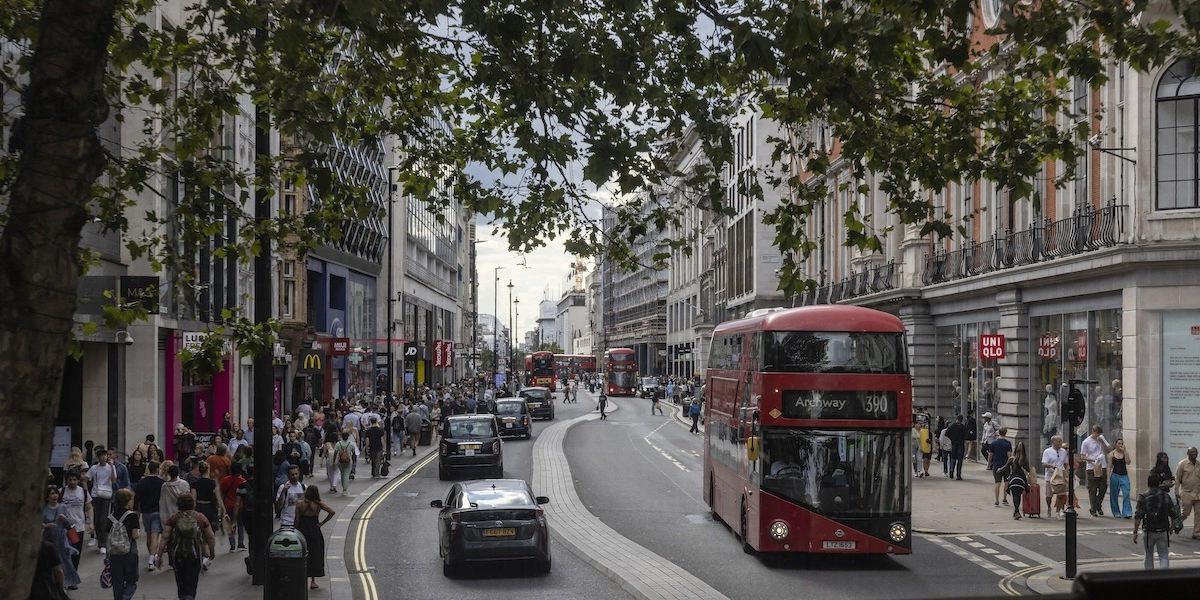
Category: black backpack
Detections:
[{"x1": 1144, "y1": 490, "x2": 1171, "y2": 530}]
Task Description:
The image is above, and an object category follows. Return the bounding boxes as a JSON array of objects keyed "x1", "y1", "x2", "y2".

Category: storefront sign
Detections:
[
  {"x1": 980, "y1": 334, "x2": 1006, "y2": 359},
  {"x1": 1075, "y1": 331, "x2": 1088, "y2": 362},
  {"x1": 1162, "y1": 312, "x2": 1200, "y2": 454},
  {"x1": 433, "y1": 340, "x2": 445, "y2": 368},
  {"x1": 1038, "y1": 333, "x2": 1060, "y2": 360},
  {"x1": 119, "y1": 276, "x2": 160, "y2": 313},
  {"x1": 297, "y1": 348, "x2": 326, "y2": 375},
  {"x1": 329, "y1": 338, "x2": 351, "y2": 356},
  {"x1": 441, "y1": 339, "x2": 454, "y2": 368}
]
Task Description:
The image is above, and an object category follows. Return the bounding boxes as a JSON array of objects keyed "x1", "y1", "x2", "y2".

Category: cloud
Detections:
[{"x1": 474, "y1": 223, "x2": 581, "y2": 340}]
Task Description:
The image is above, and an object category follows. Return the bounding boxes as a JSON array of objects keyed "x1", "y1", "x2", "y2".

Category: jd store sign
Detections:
[
  {"x1": 297, "y1": 348, "x2": 327, "y2": 375},
  {"x1": 403, "y1": 344, "x2": 427, "y2": 363}
]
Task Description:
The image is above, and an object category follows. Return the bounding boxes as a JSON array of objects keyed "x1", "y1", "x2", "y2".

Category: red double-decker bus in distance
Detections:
[
  {"x1": 704, "y1": 305, "x2": 912, "y2": 555},
  {"x1": 604, "y1": 348, "x2": 637, "y2": 396},
  {"x1": 526, "y1": 351, "x2": 556, "y2": 391},
  {"x1": 554, "y1": 354, "x2": 597, "y2": 383}
]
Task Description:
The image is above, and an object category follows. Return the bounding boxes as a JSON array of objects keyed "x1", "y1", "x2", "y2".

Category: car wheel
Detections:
[
  {"x1": 493, "y1": 464, "x2": 503, "y2": 478},
  {"x1": 438, "y1": 467, "x2": 449, "y2": 481},
  {"x1": 442, "y1": 554, "x2": 457, "y2": 577},
  {"x1": 536, "y1": 556, "x2": 552, "y2": 574}
]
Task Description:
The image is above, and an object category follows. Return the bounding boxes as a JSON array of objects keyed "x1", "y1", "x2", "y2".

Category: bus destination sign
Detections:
[{"x1": 780, "y1": 390, "x2": 899, "y2": 420}]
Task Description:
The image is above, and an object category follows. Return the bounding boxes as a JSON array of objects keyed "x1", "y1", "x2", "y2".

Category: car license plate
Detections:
[
  {"x1": 528, "y1": 403, "x2": 541, "y2": 408},
  {"x1": 464, "y1": 449, "x2": 475, "y2": 456},
  {"x1": 484, "y1": 528, "x2": 515, "y2": 537},
  {"x1": 505, "y1": 422, "x2": 513, "y2": 428},
  {"x1": 822, "y1": 540, "x2": 856, "y2": 550}
]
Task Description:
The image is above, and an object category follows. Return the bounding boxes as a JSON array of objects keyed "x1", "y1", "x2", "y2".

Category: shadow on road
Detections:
[{"x1": 756, "y1": 552, "x2": 907, "y2": 572}]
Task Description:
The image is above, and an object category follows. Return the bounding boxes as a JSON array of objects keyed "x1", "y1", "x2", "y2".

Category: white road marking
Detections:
[
  {"x1": 927, "y1": 536, "x2": 1012, "y2": 577},
  {"x1": 644, "y1": 420, "x2": 690, "y2": 472}
]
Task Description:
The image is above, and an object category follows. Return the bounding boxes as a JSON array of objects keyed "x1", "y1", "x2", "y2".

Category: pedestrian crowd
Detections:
[
  {"x1": 32, "y1": 378, "x2": 495, "y2": 600},
  {"x1": 912, "y1": 406, "x2": 1200, "y2": 571}
]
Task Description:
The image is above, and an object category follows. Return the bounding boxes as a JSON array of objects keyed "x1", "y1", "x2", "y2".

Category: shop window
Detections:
[{"x1": 1031, "y1": 309, "x2": 1123, "y2": 449}]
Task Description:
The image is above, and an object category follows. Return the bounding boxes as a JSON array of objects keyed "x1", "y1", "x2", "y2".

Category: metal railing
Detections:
[
  {"x1": 792, "y1": 260, "x2": 897, "y2": 306},
  {"x1": 922, "y1": 200, "x2": 1127, "y2": 285}
]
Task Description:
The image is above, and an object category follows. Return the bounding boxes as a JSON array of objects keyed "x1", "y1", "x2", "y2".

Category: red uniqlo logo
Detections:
[
  {"x1": 1192, "y1": 326, "x2": 1200, "y2": 336},
  {"x1": 1037, "y1": 333, "x2": 1059, "y2": 360},
  {"x1": 980, "y1": 334, "x2": 1006, "y2": 360}
]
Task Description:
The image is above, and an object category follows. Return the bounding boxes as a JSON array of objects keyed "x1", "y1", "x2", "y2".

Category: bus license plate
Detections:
[
  {"x1": 484, "y1": 528, "x2": 515, "y2": 537},
  {"x1": 822, "y1": 541, "x2": 856, "y2": 550}
]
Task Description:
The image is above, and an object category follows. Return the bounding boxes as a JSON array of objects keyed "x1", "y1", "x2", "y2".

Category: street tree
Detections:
[
  {"x1": 2, "y1": 0, "x2": 1197, "y2": 592},
  {"x1": 538, "y1": 342, "x2": 565, "y2": 354}
]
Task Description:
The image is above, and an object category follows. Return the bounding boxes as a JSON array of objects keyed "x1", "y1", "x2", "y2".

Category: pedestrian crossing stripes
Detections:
[{"x1": 927, "y1": 536, "x2": 1012, "y2": 577}]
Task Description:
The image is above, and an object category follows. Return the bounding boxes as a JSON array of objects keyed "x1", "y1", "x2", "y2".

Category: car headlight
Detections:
[
  {"x1": 889, "y1": 522, "x2": 908, "y2": 542},
  {"x1": 769, "y1": 521, "x2": 789, "y2": 540}
]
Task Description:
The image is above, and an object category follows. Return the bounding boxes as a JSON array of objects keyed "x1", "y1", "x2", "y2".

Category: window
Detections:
[
  {"x1": 1156, "y1": 59, "x2": 1200, "y2": 210},
  {"x1": 283, "y1": 260, "x2": 295, "y2": 277},
  {"x1": 1073, "y1": 77, "x2": 1091, "y2": 211},
  {"x1": 282, "y1": 280, "x2": 294, "y2": 317},
  {"x1": 283, "y1": 193, "x2": 296, "y2": 215},
  {"x1": 982, "y1": 0, "x2": 1003, "y2": 28}
]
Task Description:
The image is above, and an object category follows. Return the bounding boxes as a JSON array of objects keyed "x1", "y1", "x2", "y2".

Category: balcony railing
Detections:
[
  {"x1": 792, "y1": 260, "x2": 897, "y2": 306},
  {"x1": 921, "y1": 200, "x2": 1127, "y2": 285}
]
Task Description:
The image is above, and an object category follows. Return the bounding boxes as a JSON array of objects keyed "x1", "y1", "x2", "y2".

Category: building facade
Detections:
[{"x1": 600, "y1": 202, "x2": 668, "y2": 375}]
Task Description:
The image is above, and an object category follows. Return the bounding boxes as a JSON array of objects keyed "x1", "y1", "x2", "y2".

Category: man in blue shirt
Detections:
[{"x1": 989, "y1": 426, "x2": 1013, "y2": 507}]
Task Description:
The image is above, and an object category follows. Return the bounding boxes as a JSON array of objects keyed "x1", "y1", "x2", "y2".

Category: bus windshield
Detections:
[
  {"x1": 763, "y1": 331, "x2": 906, "y2": 374},
  {"x1": 759, "y1": 428, "x2": 910, "y2": 517}
]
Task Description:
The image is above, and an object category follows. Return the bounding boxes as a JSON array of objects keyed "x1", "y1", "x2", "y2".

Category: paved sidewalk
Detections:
[
  {"x1": 665, "y1": 400, "x2": 1123, "y2": 536},
  {"x1": 66, "y1": 442, "x2": 437, "y2": 600},
  {"x1": 533, "y1": 394, "x2": 728, "y2": 600}
]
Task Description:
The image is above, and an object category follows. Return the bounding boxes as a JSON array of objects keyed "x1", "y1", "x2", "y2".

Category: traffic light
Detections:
[{"x1": 1064, "y1": 386, "x2": 1087, "y2": 428}]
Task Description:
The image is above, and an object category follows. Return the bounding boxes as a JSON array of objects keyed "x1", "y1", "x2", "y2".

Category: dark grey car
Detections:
[
  {"x1": 431, "y1": 479, "x2": 552, "y2": 576},
  {"x1": 519, "y1": 386, "x2": 556, "y2": 420},
  {"x1": 494, "y1": 399, "x2": 532, "y2": 439}
]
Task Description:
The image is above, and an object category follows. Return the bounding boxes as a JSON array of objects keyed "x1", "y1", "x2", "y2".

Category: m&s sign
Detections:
[{"x1": 980, "y1": 334, "x2": 1006, "y2": 360}]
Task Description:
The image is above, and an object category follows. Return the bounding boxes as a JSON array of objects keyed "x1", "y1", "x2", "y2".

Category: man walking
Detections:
[
  {"x1": 158, "y1": 494, "x2": 215, "y2": 600},
  {"x1": 981, "y1": 413, "x2": 997, "y2": 465},
  {"x1": 1133, "y1": 473, "x2": 1176, "y2": 570},
  {"x1": 689, "y1": 397, "x2": 702, "y2": 433},
  {"x1": 84, "y1": 446, "x2": 118, "y2": 555},
  {"x1": 1041, "y1": 436, "x2": 1068, "y2": 517},
  {"x1": 1080, "y1": 424, "x2": 1112, "y2": 516},
  {"x1": 946, "y1": 415, "x2": 967, "y2": 480},
  {"x1": 989, "y1": 427, "x2": 1013, "y2": 506},
  {"x1": 363, "y1": 417, "x2": 386, "y2": 478},
  {"x1": 1175, "y1": 446, "x2": 1200, "y2": 539},
  {"x1": 651, "y1": 385, "x2": 664, "y2": 415},
  {"x1": 598, "y1": 391, "x2": 608, "y2": 420},
  {"x1": 404, "y1": 407, "x2": 423, "y2": 456},
  {"x1": 134, "y1": 461, "x2": 165, "y2": 570},
  {"x1": 275, "y1": 465, "x2": 306, "y2": 527}
]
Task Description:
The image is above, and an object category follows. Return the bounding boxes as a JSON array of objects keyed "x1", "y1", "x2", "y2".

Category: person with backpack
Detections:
[
  {"x1": 332, "y1": 432, "x2": 358, "y2": 496},
  {"x1": 688, "y1": 398, "x2": 702, "y2": 434},
  {"x1": 158, "y1": 494, "x2": 216, "y2": 600},
  {"x1": 1133, "y1": 472, "x2": 1177, "y2": 570},
  {"x1": 107, "y1": 488, "x2": 140, "y2": 600}
]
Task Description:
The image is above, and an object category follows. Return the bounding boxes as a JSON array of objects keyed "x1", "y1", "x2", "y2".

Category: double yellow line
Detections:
[{"x1": 350, "y1": 453, "x2": 437, "y2": 600}]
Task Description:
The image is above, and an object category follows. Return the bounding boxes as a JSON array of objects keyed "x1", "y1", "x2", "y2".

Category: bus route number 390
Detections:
[{"x1": 862, "y1": 394, "x2": 889, "y2": 416}]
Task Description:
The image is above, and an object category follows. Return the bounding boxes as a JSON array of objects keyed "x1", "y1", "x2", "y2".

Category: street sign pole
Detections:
[{"x1": 1063, "y1": 378, "x2": 1096, "y2": 580}]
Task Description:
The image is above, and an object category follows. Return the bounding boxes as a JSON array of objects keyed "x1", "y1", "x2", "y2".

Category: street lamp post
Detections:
[
  {"x1": 493, "y1": 266, "x2": 505, "y2": 384},
  {"x1": 507, "y1": 279, "x2": 514, "y2": 393},
  {"x1": 514, "y1": 295, "x2": 520, "y2": 386}
]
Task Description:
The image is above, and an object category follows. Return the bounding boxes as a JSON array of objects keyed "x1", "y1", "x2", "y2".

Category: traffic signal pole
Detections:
[{"x1": 1063, "y1": 378, "x2": 1096, "y2": 580}]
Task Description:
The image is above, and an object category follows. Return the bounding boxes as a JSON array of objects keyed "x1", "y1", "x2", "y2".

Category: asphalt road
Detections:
[
  {"x1": 349, "y1": 395, "x2": 632, "y2": 600},
  {"x1": 563, "y1": 395, "x2": 1015, "y2": 600}
]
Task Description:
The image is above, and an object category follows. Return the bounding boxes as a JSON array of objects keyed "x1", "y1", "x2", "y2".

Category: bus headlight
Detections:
[
  {"x1": 769, "y1": 521, "x2": 789, "y2": 540},
  {"x1": 889, "y1": 522, "x2": 908, "y2": 542}
]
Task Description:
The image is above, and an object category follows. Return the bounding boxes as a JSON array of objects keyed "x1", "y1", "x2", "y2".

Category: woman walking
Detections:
[
  {"x1": 41, "y1": 486, "x2": 81, "y2": 590},
  {"x1": 294, "y1": 487, "x2": 336, "y2": 590},
  {"x1": 1003, "y1": 442, "x2": 1032, "y2": 520},
  {"x1": 1108, "y1": 439, "x2": 1133, "y2": 518},
  {"x1": 192, "y1": 461, "x2": 222, "y2": 543},
  {"x1": 108, "y1": 489, "x2": 141, "y2": 600}
]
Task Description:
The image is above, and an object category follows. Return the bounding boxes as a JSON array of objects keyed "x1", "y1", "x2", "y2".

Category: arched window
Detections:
[{"x1": 1157, "y1": 59, "x2": 1200, "y2": 210}]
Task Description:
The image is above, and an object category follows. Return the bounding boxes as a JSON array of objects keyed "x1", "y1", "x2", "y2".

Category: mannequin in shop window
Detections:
[
  {"x1": 1111, "y1": 379, "x2": 1123, "y2": 426},
  {"x1": 1043, "y1": 385, "x2": 1058, "y2": 444},
  {"x1": 1094, "y1": 385, "x2": 1110, "y2": 434}
]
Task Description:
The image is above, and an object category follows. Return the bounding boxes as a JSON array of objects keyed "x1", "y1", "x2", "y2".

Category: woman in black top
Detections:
[
  {"x1": 127, "y1": 448, "x2": 147, "y2": 485},
  {"x1": 1151, "y1": 451, "x2": 1175, "y2": 490},
  {"x1": 1004, "y1": 442, "x2": 1033, "y2": 520},
  {"x1": 192, "y1": 461, "x2": 221, "y2": 536},
  {"x1": 1108, "y1": 438, "x2": 1133, "y2": 518}
]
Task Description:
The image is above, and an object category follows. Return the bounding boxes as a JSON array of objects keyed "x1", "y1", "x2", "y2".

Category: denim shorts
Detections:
[{"x1": 142, "y1": 511, "x2": 162, "y2": 533}]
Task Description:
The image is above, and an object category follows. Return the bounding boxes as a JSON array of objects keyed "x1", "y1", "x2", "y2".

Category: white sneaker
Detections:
[
  {"x1": 148, "y1": 556, "x2": 156, "y2": 571},
  {"x1": 87, "y1": 539, "x2": 97, "y2": 547},
  {"x1": 99, "y1": 547, "x2": 107, "y2": 555}
]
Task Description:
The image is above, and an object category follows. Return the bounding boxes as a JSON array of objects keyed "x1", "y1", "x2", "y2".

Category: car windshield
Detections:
[
  {"x1": 495, "y1": 402, "x2": 524, "y2": 415},
  {"x1": 523, "y1": 390, "x2": 549, "y2": 400},
  {"x1": 758, "y1": 428, "x2": 910, "y2": 518},
  {"x1": 462, "y1": 487, "x2": 533, "y2": 508},
  {"x1": 447, "y1": 420, "x2": 497, "y2": 439},
  {"x1": 642, "y1": 377, "x2": 659, "y2": 387}
]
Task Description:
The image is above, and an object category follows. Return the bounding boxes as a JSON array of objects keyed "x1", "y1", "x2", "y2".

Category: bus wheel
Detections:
[
  {"x1": 708, "y1": 478, "x2": 722, "y2": 524},
  {"x1": 739, "y1": 499, "x2": 754, "y2": 554}
]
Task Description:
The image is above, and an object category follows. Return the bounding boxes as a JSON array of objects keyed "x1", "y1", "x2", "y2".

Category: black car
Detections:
[
  {"x1": 438, "y1": 415, "x2": 503, "y2": 480},
  {"x1": 494, "y1": 399, "x2": 532, "y2": 439},
  {"x1": 519, "y1": 386, "x2": 555, "y2": 420},
  {"x1": 430, "y1": 479, "x2": 552, "y2": 576}
]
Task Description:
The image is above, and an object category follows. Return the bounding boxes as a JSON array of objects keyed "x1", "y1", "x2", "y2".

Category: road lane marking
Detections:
[
  {"x1": 643, "y1": 419, "x2": 690, "y2": 472},
  {"x1": 926, "y1": 535, "x2": 1012, "y2": 578},
  {"x1": 350, "y1": 452, "x2": 437, "y2": 600}
]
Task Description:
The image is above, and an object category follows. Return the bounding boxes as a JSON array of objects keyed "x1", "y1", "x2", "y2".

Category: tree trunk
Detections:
[{"x1": 0, "y1": 0, "x2": 115, "y2": 595}]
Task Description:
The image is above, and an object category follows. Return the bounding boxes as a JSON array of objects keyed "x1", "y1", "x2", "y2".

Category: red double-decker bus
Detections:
[
  {"x1": 525, "y1": 351, "x2": 556, "y2": 391},
  {"x1": 554, "y1": 354, "x2": 597, "y2": 383},
  {"x1": 604, "y1": 348, "x2": 637, "y2": 396},
  {"x1": 704, "y1": 305, "x2": 912, "y2": 555}
]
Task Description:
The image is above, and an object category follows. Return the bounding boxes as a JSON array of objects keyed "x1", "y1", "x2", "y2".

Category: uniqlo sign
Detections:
[
  {"x1": 432, "y1": 340, "x2": 445, "y2": 368},
  {"x1": 980, "y1": 334, "x2": 1006, "y2": 360},
  {"x1": 1037, "y1": 333, "x2": 1059, "y2": 361}
]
